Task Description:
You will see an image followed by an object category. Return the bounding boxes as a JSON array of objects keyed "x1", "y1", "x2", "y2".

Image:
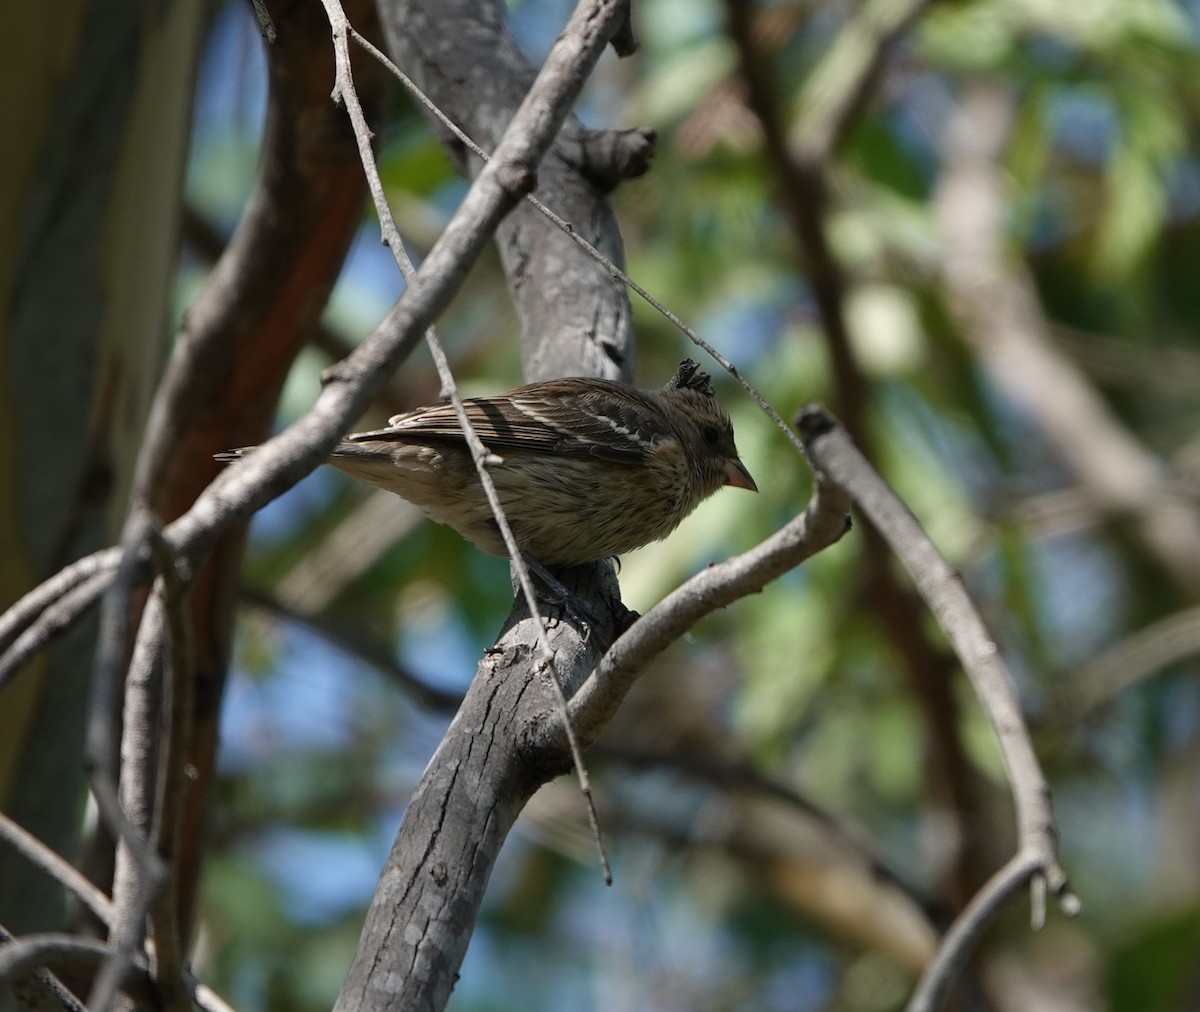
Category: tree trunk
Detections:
[{"x1": 0, "y1": 0, "x2": 206, "y2": 967}]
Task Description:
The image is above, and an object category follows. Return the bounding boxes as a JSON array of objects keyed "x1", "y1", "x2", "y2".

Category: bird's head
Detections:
[{"x1": 665, "y1": 360, "x2": 758, "y2": 495}]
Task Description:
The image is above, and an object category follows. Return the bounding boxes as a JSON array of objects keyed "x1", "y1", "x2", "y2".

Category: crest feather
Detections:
[{"x1": 666, "y1": 359, "x2": 714, "y2": 397}]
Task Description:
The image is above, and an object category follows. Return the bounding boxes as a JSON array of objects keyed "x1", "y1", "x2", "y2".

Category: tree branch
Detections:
[
  {"x1": 0, "y1": 924, "x2": 85, "y2": 1012},
  {"x1": 907, "y1": 851, "x2": 1048, "y2": 1012},
  {"x1": 371, "y1": 0, "x2": 638, "y2": 382},
  {"x1": 0, "y1": 813, "x2": 113, "y2": 928},
  {"x1": 566, "y1": 461, "x2": 852, "y2": 744},
  {"x1": 0, "y1": 549, "x2": 119, "y2": 660},
  {"x1": 788, "y1": 408, "x2": 1078, "y2": 1009}
]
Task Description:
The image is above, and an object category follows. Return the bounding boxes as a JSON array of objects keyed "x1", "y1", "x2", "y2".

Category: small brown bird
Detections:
[{"x1": 219, "y1": 360, "x2": 756, "y2": 566}]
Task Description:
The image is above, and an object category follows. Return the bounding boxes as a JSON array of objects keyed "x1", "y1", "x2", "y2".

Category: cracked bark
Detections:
[{"x1": 335, "y1": 568, "x2": 629, "y2": 1012}]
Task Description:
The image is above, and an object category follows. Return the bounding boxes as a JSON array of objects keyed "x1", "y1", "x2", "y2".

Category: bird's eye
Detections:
[{"x1": 701, "y1": 424, "x2": 721, "y2": 446}]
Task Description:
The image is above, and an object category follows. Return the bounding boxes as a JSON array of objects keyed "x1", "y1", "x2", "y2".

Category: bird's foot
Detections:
[{"x1": 518, "y1": 554, "x2": 604, "y2": 638}]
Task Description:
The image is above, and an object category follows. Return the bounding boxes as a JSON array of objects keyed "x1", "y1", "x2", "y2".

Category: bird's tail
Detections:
[
  {"x1": 325, "y1": 442, "x2": 425, "y2": 500},
  {"x1": 213, "y1": 442, "x2": 375, "y2": 464},
  {"x1": 213, "y1": 447, "x2": 254, "y2": 463},
  {"x1": 215, "y1": 442, "x2": 426, "y2": 505}
]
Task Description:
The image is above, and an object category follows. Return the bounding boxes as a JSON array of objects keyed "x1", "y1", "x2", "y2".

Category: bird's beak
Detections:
[{"x1": 723, "y1": 457, "x2": 758, "y2": 492}]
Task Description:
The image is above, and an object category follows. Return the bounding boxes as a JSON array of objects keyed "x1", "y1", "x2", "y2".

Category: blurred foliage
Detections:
[{"x1": 187, "y1": 0, "x2": 1200, "y2": 1009}]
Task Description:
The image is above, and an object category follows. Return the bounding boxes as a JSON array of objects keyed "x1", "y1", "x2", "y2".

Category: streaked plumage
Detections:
[{"x1": 219, "y1": 360, "x2": 756, "y2": 566}]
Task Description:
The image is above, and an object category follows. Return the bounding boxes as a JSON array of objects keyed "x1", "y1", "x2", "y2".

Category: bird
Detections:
[{"x1": 218, "y1": 359, "x2": 756, "y2": 567}]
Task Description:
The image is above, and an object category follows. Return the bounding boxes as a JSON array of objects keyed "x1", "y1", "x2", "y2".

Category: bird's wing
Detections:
[{"x1": 349, "y1": 380, "x2": 671, "y2": 463}]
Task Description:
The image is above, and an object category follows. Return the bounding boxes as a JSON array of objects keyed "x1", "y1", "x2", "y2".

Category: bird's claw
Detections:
[{"x1": 519, "y1": 554, "x2": 603, "y2": 638}]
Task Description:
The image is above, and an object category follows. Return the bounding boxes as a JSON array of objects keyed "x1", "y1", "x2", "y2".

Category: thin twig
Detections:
[
  {"x1": 0, "y1": 923, "x2": 86, "y2": 1012},
  {"x1": 0, "y1": 822, "x2": 234, "y2": 1012},
  {"x1": 85, "y1": 510, "x2": 169, "y2": 1011},
  {"x1": 87, "y1": 510, "x2": 156, "y2": 795},
  {"x1": 784, "y1": 410, "x2": 1079, "y2": 1009},
  {"x1": 93, "y1": 518, "x2": 194, "y2": 1010},
  {"x1": 110, "y1": 588, "x2": 163, "y2": 910},
  {"x1": 567, "y1": 438, "x2": 852, "y2": 741},
  {"x1": 84, "y1": 771, "x2": 165, "y2": 1011},
  {"x1": 249, "y1": 0, "x2": 276, "y2": 43},
  {"x1": 0, "y1": 547, "x2": 120, "y2": 657},
  {"x1": 0, "y1": 934, "x2": 151, "y2": 1001},
  {"x1": 145, "y1": 526, "x2": 195, "y2": 1012},
  {"x1": 906, "y1": 851, "x2": 1046, "y2": 1012},
  {"x1": 0, "y1": 569, "x2": 116, "y2": 691},
  {"x1": 0, "y1": 812, "x2": 114, "y2": 926},
  {"x1": 321, "y1": 0, "x2": 612, "y2": 882},
  {"x1": 192, "y1": 981, "x2": 240, "y2": 1012}
]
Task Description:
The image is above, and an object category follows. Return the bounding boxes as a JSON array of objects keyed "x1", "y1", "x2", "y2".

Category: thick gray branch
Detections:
[
  {"x1": 375, "y1": 0, "x2": 643, "y2": 382},
  {"x1": 333, "y1": 565, "x2": 627, "y2": 1011}
]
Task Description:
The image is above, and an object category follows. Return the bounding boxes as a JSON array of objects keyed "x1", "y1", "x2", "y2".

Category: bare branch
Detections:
[
  {"x1": 0, "y1": 924, "x2": 85, "y2": 1012},
  {"x1": 789, "y1": 409, "x2": 1079, "y2": 1008},
  {"x1": 907, "y1": 852, "x2": 1047, "y2": 1012},
  {"x1": 0, "y1": 548, "x2": 119, "y2": 659},
  {"x1": 85, "y1": 512, "x2": 168, "y2": 1012},
  {"x1": 334, "y1": 561, "x2": 628, "y2": 1011},
  {"x1": 0, "y1": 813, "x2": 113, "y2": 927},
  {"x1": 0, "y1": 824, "x2": 234, "y2": 1012},
  {"x1": 566, "y1": 437, "x2": 852, "y2": 744},
  {"x1": 145, "y1": 530, "x2": 196, "y2": 1011},
  {"x1": 0, "y1": 934, "x2": 152, "y2": 1005},
  {"x1": 0, "y1": 568, "x2": 117, "y2": 692},
  {"x1": 88, "y1": 513, "x2": 159, "y2": 788}
]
